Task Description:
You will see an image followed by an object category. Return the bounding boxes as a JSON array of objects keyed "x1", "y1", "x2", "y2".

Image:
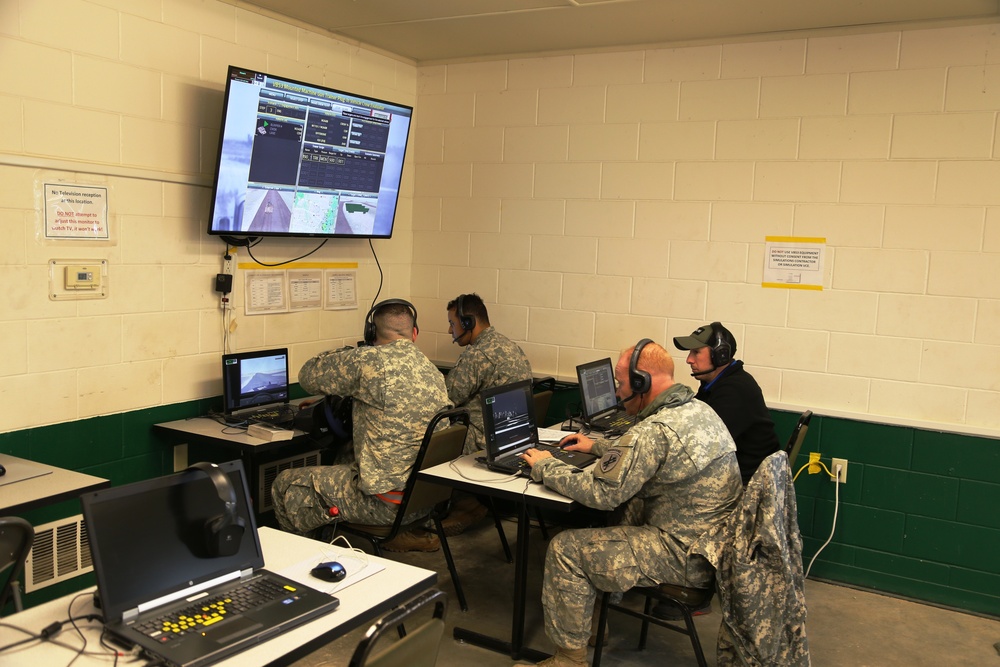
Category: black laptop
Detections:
[
  {"x1": 481, "y1": 379, "x2": 598, "y2": 474},
  {"x1": 576, "y1": 358, "x2": 635, "y2": 433},
  {"x1": 80, "y1": 460, "x2": 339, "y2": 667}
]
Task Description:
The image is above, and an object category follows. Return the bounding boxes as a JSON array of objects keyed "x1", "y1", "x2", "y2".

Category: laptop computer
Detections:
[
  {"x1": 576, "y1": 358, "x2": 635, "y2": 433},
  {"x1": 481, "y1": 379, "x2": 598, "y2": 474},
  {"x1": 221, "y1": 348, "x2": 293, "y2": 424},
  {"x1": 80, "y1": 460, "x2": 340, "y2": 667}
]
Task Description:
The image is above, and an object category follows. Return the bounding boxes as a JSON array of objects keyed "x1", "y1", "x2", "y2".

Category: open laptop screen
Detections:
[
  {"x1": 576, "y1": 358, "x2": 619, "y2": 420},
  {"x1": 80, "y1": 461, "x2": 263, "y2": 623},
  {"x1": 222, "y1": 348, "x2": 290, "y2": 415},
  {"x1": 481, "y1": 379, "x2": 538, "y2": 459}
]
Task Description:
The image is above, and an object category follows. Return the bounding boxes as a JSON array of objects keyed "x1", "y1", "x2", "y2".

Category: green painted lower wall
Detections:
[
  {"x1": 3, "y1": 387, "x2": 998, "y2": 618},
  {"x1": 786, "y1": 411, "x2": 1000, "y2": 618}
]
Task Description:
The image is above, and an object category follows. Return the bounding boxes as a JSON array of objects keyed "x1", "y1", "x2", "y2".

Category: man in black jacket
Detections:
[{"x1": 673, "y1": 322, "x2": 780, "y2": 486}]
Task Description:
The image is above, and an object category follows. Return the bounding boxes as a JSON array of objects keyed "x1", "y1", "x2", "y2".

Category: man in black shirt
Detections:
[{"x1": 673, "y1": 322, "x2": 780, "y2": 486}]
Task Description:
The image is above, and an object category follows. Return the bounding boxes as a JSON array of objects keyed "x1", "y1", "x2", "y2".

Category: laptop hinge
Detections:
[
  {"x1": 240, "y1": 567, "x2": 254, "y2": 581},
  {"x1": 123, "y1": 608, "x2": 139, "y2": 622}
]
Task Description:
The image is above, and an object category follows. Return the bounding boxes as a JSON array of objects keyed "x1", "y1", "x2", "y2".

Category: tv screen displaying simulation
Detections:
[{"x1": 207, "y1": 66, "x2": 412, "y2": 239}]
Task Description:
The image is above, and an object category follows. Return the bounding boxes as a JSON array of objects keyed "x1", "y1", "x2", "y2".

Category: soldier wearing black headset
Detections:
[
  {"x1": 516, "y1": 339, "x2": 742, "y2": 666},
  {"x1": 444, "y1": 293, "x2": 532, "y2": 453},
  {"x1": 442, "y1": 293, "x2": 532, "y2": 535},
  {"x1": 270, "y1": 298, "x2": 451, "y2": 552},
  {"x1": 673, "y1": 322, "x2": 781, "y2": 485}
]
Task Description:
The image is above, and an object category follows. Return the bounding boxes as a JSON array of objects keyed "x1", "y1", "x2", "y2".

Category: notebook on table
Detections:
[
  {"x1": 221, "y1": 348, "x2": 294, "y2": 425},
  {"x1": 80, "y1": 460, "x2": 339, "y2": 667},
  {"x1": 576, "y1": 358, "x2": 635, "y2": 433},
  {"x1": 480, "y1": 379, "x2": 598, "y2": 475}
]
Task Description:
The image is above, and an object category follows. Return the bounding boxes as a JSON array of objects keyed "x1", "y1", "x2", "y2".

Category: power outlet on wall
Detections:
[{"x1": 831, "y1": 457, "x2": 848, "y2": 483}]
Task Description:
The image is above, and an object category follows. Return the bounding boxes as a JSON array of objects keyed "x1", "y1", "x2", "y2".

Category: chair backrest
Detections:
[
  {"x1": 532, "y1": 377, "x2": 556, "y2": 425},
  {"x1": 349, "y1": 588, "x2": 448, "y2": 667},
  {"x1": 784, "y1": 410, "x2": 813, "y2": 465},
  {"x1": 389, "y1": 407, "x2": 470, "y2": 534},
  {"x1": 0, "y1": 516, "x2": 34, "y2": 615}
]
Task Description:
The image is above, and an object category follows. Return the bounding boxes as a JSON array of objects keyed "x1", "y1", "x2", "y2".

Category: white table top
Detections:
[
  {"x1": 154, "y1": 416, "x2": 310, "y2": 449},
  {"x1": 0, "y1": 453, "x2": 109, "y2": 515},
  {"x1": 418, "y1": 453, "x2": 577, "y2": 513},
  {"x1": 0, "y1": 527, "x2": 437, "y2": 666}
]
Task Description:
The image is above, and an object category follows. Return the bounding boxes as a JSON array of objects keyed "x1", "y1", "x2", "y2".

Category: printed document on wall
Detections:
[
  {"x1": 762, "y1": 236, "x2": 825, "y2": 290},
  {"x1": 245, "y1": 270, "x2": 288, "y2": 314},
  {"x1": 325, "y1": 270, "x2": 358, "y2": 310}
]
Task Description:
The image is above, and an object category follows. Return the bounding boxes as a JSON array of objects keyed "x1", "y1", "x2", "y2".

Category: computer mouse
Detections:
[
  {"x1": 0, "y1": 463, "x2": 5, "y2": 476},
  {"x1": 310, "y1": 561, "x2": 346, "y2": 582}
]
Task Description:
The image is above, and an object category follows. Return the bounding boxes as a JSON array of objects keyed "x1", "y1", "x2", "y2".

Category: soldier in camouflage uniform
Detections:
[
  {"x1": 271, "y1": 300, "x2": 451, "y2": 547},
  {"x1": 442, "y1": 293, "x2": 533, "y2": 534},
  {"x1": 445, "y1": 293, "x2": 532, "y2": 454},
  {"x1": 516, "y1": 340, "x2": 743, "y2": 667}
]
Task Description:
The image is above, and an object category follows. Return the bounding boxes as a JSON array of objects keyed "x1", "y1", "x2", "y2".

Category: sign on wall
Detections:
[
  {"x1": 43, "y1": 183, "x2": 109, "y2": 240},
  {"x1": 762, "y1": 236, "x2": 826, "y2": 290}
]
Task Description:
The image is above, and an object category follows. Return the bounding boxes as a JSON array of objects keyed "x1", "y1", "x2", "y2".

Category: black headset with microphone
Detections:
[
  {"x1": 363, "y1": 298, "x2": 419, "y2": 346},
  {"x1": 706, "y1": 322, "x2": 734, "y2": 368},
  {"x1": 186, "y1": 462, "x2": 246, "y2": 558},
  {"x1": 690, "y1": 322, "x2": 735, "y2": 378},
  {"x1": 451, "y1": 294, "x2": 475, "y2": 344},
  {"x1": 623, "y1": 338, "x2": 654, "y2": 402},
  {"x1": 456, "y1": 294, "x2": 475, "y2": 332}
]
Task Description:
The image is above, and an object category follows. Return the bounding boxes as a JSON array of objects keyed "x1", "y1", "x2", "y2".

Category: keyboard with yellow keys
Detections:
[{"x1": 135, "y1": 578, "x2": 294, "y2": 643}]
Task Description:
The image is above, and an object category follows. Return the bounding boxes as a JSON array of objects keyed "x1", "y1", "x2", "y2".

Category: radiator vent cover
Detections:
[
  {"x1": 25, "y1": 514, "x2": 92, "y2": 592},
  {"x1": 258, "y1": 450, "x2": 321, "y2": 513}
]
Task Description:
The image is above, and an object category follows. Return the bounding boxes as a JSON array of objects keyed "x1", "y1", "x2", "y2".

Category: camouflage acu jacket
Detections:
[
  {"x1": 531, "y1": 383, "x2": 743, "y2": 587},
  {"x1": 446, "y1": 326, "x2": 532, "y2": 453},
  {"x1": 298, "y1": 339, "x2": 451, "y2": 495},
  {"x1": 693, "y1": 451, "x2": 810, "y2": 666}
]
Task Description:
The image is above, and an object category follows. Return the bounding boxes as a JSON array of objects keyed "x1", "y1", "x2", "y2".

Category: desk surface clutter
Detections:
[{"x1": 0, "y1": 527, "x2": 435, "y2": 667}]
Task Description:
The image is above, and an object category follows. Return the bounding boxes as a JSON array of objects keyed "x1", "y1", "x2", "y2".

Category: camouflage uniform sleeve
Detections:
[
  {"x1": 298, "y1": 348, "x2": 364, "y2": 398},
  {"x1": 445, "y1": 347, "x2": 483, "y2": 409},
  {"x1": 530, "y1": 430, "x2": 659, "y2": 511}
]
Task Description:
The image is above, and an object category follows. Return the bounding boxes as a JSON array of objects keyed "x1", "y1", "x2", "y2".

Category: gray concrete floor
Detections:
[{"x1": 292, "y1": 514, "x2": 1000, "y2": 667}]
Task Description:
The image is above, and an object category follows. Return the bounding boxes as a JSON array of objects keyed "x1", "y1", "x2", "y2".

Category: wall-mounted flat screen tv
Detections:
[{"x1": 207, "y1": 66, "x2": 412, "y2": 240}]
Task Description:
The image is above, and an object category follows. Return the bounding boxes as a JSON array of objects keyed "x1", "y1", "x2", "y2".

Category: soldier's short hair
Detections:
[{"x1": 375, "y1": 302, "x2": 416, "y2": 340}]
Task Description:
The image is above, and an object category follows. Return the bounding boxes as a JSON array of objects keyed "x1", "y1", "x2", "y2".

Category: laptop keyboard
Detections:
[
  {"x1": 226, "y1": 404, "x2": 295, "y2": 425},
  {"x1": 135, "y1": 578, "x2": 296, "y2": 643},
  {"x1": 493, "y1": 443, "x2": 593, "y2": 473},
  {"x1": 589, "y1": 412, "x2": 634, "y2": 432}
]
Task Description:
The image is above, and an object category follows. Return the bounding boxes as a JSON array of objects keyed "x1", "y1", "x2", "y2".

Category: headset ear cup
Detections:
[
  {"x1": 709, "y1": 323, "x2": 733, "y2": 367},
  {"x1": 456, "y1": 295, "x2": 474, "y2": 331},
  {"x1": 205, "y1": 514, "x2": 245, "y2": 557},
  {"x1": 187, "y1": 462, "x2": 245, "y2": 558},
  {"x1": 629, "y1": 338, "x2": 653, "y2": 395}
]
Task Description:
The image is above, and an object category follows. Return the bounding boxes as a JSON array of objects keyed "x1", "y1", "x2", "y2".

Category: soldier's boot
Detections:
[{"x1": 514, "y1": 646, "x2": 587, "y2": 667}]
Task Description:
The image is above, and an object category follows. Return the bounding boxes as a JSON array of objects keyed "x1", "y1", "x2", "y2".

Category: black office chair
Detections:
[
  {"x1": 592, "y1": 583, "x2": 712, "y2": 667},
  {"x1": 532, "y1": 376, "x2": 556, "y2": 426},
  {"x1": 338, "y1": 408, "x2": 471, "y2": 610},
  {"x1": 0, "y1": 516, "x2": 34, "y2": 616},
  {"x1": 348, "y1": 588, "x2": 448, "y2": 667},
  {"x1": 784, "y1": 410, "x2": 813, "y2": 467}
]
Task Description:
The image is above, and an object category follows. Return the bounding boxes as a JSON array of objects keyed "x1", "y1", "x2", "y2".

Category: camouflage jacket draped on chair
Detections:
[{"x1": 694, "y1": 451, "x2": 810, "y2": 666}]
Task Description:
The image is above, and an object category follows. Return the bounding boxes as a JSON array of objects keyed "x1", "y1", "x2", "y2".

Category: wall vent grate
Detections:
[
  {"x1": 25, "y1": 514, "x2": 92, "y2": 592},
  {"x1": 258, "y1": 450, "x2": 321, "y2": 513}
]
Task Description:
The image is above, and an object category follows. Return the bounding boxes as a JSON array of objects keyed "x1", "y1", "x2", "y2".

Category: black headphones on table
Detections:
[
  {"x1": 707, "y1": 322, "x2": 734, "y2": 368},
  {"x1": 363, "y1": 298, "x2": 419, "y2": 345},
  {"x1": 628, "y1": 338, "x2": 654, "y2": 396},
  {"x1": 187, "y1": 462, "x2": 245, "y2": 558},
  {"x1": 455, "y1": 294, "x2": 475, "y2": 332}
]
